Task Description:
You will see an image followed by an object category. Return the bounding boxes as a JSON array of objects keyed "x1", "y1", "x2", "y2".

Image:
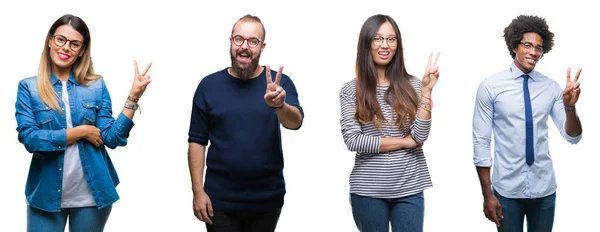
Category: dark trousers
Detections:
[{"x1": 206, "y1": 209, "x2": 282, "y2": 232}]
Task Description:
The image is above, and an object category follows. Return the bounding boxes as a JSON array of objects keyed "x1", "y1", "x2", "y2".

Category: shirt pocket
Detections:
[
  {"x1": 81, "y1": 101, "x2": 100, "y2": 125},
  {"x1": 32, "y1": 104, "x2": 57, "y2": 129}
]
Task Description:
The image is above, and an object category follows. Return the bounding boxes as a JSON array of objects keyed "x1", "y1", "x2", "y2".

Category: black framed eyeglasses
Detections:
[
  {"x1": 519, "y1": 42, "x2": 544, "y2": 53},
  {"x1": 373, "y1": 36, "x2": 397, "y2": 46},
  {"x1": 51, "y1": 34, "x2": 84, "y2": 51},
  {"x1": 230, "y1": 35, "x2": 262, "y2": 48}
]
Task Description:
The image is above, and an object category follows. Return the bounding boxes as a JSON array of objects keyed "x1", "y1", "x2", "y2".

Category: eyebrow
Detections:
[
  {"x1": 522, "y1": 41, "x2": 543, "y2": 47},
  {"x1": 54, "y1": 34, "x2": 83, "y2": 42},
  {"x1": 233, "y1": 35, "x2": 260, "y2": 40}
]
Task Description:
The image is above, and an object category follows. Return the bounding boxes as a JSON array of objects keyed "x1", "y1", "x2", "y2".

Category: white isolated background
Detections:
[{"x1": 0, "y1": 0, "x2": 597, "y2": 231}]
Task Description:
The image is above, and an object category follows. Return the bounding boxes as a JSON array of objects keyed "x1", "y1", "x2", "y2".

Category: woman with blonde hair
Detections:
[
  {"x1": 15, "y1": 14, "x2": 152, "y2": 231},
  {"x1": 339, "y1": 14, "x2": 440, "y2": 232}
]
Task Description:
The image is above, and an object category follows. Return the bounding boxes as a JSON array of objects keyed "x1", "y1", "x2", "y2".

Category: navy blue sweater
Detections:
[{"x1": 188, "y1": 67, "x2": 303, "y2": 212}]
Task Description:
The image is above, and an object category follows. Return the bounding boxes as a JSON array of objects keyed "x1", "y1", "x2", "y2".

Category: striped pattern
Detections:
[{"x1": 339, "y1": 77, "x2": 433, "y2": 198}]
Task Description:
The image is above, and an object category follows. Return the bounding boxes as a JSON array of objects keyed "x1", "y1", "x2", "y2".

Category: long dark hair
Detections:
[{"x1": 355, "y1": 14, "x2": 418, "y2": 129}]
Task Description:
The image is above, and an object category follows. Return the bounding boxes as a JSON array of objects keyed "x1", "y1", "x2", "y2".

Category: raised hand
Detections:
[
  {"x1": 421, "y1": 52, "x2": 440, "y2": 97},
  {"x1": 264, "y1": 65, "x2": 286, "y2": 108},
  {"x1": 562, "y1": 67, "x2": 582, "y2": 107},
  {"x1": 130, "y1": 60, "x2": 152, "y2": 100}
]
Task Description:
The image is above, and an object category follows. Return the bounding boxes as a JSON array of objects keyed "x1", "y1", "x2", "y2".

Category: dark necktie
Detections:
[{"x1": 523, "y1": 74, "x2": 534, "y2": 165}]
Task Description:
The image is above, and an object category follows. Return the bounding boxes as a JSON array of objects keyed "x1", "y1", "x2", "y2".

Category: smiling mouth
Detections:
[
  {"x1": 378, "y1": 51, "x2": 390, "y2": 59},
  {"x1": 237, "y1": 51, "x2": 252, "y2": 63},
  {"x1": 57, "y1": 52, "x2": 71, "y2": 61},
  {"x1": 525, "y1": 57, "x2": 537, "y2": 64}
]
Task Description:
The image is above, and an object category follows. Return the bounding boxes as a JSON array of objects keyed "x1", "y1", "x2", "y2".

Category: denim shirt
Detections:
[{"x1": 15, "y1": 73, "x2": 134, "y2": 212}]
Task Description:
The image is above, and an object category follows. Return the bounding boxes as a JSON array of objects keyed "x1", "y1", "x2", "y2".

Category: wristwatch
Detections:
[
  {"x1": 564, "y1": 105, "x2": 575, "y2": 111},
  {"x1": 124, "y1": 102, "x2": 139, "y2": 110}
]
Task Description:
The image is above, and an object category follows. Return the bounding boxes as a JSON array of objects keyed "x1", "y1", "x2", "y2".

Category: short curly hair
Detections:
[{"x1": 504, "y1": 15, "x2": 554, "y2": 58}]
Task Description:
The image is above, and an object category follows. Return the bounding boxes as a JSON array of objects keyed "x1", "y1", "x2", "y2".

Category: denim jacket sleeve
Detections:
[
  {"x1": 15, "y1": 78, "x2": 67, "y2": 156},
  {"x1": 95, "y1": 78, "x2": 135, "y2": 149}
]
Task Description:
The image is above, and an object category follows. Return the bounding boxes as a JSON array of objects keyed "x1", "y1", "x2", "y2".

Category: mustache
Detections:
[{"x1": 236, "y1": 49, "x2": 252, "y2": 57}]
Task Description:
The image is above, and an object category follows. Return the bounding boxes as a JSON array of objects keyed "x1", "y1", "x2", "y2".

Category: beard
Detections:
[{"x1": 230, "y1": 48, "x2": 261, "y2": 80}]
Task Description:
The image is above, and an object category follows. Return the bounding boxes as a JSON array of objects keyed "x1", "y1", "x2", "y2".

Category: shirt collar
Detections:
[
  {"x1": 50, "y1": 72, "x2": 80, "y2": 86},
  {"x1": 510, "y1": 62, "x2": 540, "y2": 81}
]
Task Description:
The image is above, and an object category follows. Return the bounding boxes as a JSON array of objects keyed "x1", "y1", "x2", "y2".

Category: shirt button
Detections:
[
  {"x1": 59, "y1": 168, "x2": 62, "y2": 171},
  {"x1": 61, "y1": 108, "x2": 65, "y2": 110},
  {"x1": 58, "y1": 189, "x2": 61, "y2": 192},
  {"x1": 58, "y1": 146, "x2": 62, "y2": 148}
]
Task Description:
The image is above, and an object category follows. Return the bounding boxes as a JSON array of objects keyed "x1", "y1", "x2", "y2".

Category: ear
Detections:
[{"x1": 260, "y1": 42, "x2": 266, "y2": 52}]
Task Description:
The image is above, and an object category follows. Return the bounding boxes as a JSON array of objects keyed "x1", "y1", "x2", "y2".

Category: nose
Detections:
[
  {"x1": 527, "y1": 47, "x2": 538, "y2": 58},
  {"x1": 380, "y1": 39, "x2": 390, "y2": 48},
  {"x1": 240, "y1": 39, "x2": 249, "y2": 49},
  {"x1": 61, "y1": 41, "x2": 71, "y2": 51}
]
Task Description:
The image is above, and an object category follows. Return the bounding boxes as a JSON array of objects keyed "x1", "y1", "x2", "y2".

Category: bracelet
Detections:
[
  {"x1": 127, "y1": 96, "x2": 139, "y2": 102},
  {"x1": 420, "y1": 106, "x2": 432, "y2": 113},
  {"x1": 422, "y1": 96, "x2": 433, "y2": 108},
  {"x1": 564, "y1": 104, "x2": 575, "y2": 111},
  {"x1": 124, "y1": 102, "x2": 142, "y2": 114}
]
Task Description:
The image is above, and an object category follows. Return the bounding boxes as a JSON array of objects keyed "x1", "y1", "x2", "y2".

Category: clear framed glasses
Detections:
[
  {"x1": 51, "y1": 34, "x2": 84, "y2": 51},
  {"x1": 231, "y1": 35, "x2": 262, "y2": 48},
  {"x1": 519, "y1": 42, "x2": 544, "y2": 53},
  {"x1": 373, "y1": 36, "x2": 397, "y2": 47}
]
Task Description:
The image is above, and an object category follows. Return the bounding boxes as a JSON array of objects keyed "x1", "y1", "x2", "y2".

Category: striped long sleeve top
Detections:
[{"x1": 339, "y1": 77, "x2": 433, "y2": 198}]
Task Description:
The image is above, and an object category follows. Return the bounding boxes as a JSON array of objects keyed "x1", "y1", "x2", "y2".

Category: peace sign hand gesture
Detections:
[
  {"x1": 130, "y1": 60, "x2": 152, "y2": 100},
  {"x1": 421, "y1": 52, "x2": 440, "y2": 97},
  {"x1": 264, "y1": 65, "x2": 286, "y2": 108},
  {"x1": 562, "y1": 67, "x2": 582, "y2": 107}
]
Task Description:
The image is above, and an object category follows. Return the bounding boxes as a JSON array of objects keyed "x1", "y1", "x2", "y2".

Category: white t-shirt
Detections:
[{"x1": 60, "y1": 81, "x2": 96, "y2": 208}]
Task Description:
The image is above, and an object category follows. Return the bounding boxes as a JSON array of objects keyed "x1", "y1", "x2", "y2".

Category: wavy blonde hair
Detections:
[{"x1": 37, "y1": 14, "x2": 100, "y2": 111}]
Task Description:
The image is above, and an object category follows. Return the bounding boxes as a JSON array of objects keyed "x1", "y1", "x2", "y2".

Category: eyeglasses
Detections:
[
  {"x1": 51, "y1": 34, "x2": 84, "y2": 51},
  {"x1": 519, "y1": 42, "x2": 544, "y2": 53},
  {"x1": 373, "y1": 36, "x2": 397, "y2": 47},
  {"x1": 231, "y1": 35, "x2": 262, "y2": 48}
]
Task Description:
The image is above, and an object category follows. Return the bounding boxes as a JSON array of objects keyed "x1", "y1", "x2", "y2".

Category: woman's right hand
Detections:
[{"x1": 80, "y1": 125, "x2": 103, "y2": 147}]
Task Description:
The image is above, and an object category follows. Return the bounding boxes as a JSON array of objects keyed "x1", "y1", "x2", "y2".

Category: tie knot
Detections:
[{"x1": 522, "y1": 74, "x2": 530, "y2": 83}]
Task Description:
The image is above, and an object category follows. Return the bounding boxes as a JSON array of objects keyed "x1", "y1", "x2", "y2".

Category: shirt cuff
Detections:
[{"x1": 114, "y1": 112, "x2": 135, "y2": 136}]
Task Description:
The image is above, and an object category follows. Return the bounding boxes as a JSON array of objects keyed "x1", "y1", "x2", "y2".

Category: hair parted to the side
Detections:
[
  {"x1": 231, "y1": 14, "x2": 266, "y2": 41},
  {"x1": 355, "y1": 14, "x2": 418, "y2": 129},
  {"x1": 504, "y1": 15, "x2": 554, "y2": 58},
  {"x1": 37, "y1": 14, "x2": 101, "y2": 112}
]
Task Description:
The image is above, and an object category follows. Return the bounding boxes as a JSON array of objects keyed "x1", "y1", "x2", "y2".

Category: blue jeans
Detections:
[
  {"x1": 27, "y1": 205, "x2": 112, "y2": 232},
  {"x1": 350, "y1": 192, "x2": 424, "y2": 232},
  {"x1": 495, "y1": 191, "x2": 556, "y2": 232}
]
